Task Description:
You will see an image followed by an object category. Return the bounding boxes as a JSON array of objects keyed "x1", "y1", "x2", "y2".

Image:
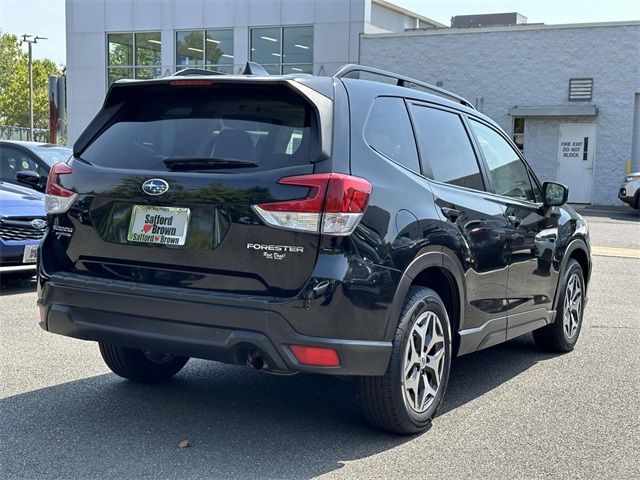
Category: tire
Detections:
[
  {"x1": 357, "y1": 286, "x2": 452, "y2": 435},
  {"x1": 99, "y1": 343, "x2": 189, "y2": 383},
  {"x1": 533, "y1": 259, "x2": 585, "y2": 352}
]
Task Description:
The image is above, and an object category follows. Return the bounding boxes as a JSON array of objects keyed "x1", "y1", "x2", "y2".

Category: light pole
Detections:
[{"x1": 21, "y1": 34, "x2": 47, "y2": 141}]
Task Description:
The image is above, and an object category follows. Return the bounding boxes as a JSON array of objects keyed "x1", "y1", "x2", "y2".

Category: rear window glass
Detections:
[{"x1": 80, "y1": 84, "x2": 317, "y2": 171}]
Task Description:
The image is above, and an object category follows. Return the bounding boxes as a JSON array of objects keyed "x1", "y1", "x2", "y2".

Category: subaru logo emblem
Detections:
[
  {"x1": 31, "y1": 219, "x2": 46, "y2": 229},
  {"x1": 142, "y1": 179, "x2": 169, "y2": 196}
]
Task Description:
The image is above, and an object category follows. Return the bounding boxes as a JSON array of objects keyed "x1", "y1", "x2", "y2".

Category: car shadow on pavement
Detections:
[
  {"x1": 0, "y1": 275, "x2": 36, "y2": 295},
  {"x1": 0, "y1": 335, "x2": 560, "y2": 479}
]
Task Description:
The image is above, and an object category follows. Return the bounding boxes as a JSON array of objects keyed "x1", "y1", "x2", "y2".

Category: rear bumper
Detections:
[{"x1": 38, "y1": 272, "x2": 392, "y2": 376}]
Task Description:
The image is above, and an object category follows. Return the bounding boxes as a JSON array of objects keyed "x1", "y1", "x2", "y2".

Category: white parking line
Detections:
[{"x1": 591, "y1": 245, "x2": 640, "y2": 259}]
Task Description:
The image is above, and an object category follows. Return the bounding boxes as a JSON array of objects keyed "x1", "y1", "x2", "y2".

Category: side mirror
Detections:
[
  {"x1": 16, "y1": 170, "x2": 41, "y2": 187},
  {"x1": 542, "y1": 181, "x2": 568, "y2": 207}
]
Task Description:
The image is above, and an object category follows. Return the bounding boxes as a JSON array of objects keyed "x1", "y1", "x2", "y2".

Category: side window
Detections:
[
  {"x1": 0, "y1": 147, "x2": 42, "y2": 183},
  {"x1": 364, "y1": 97, "x2": 420, "y2": 173},
  {"x1": 409, "y1": 105, "x2": 485, "y2": 191},
  {"x1": 469, "y1": 119, "x2": 539, "y2": 202}
]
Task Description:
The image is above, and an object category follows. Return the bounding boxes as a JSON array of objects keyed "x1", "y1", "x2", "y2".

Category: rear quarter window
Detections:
[
  {"x1": 363, "y1": 97, "x2": 420, "y2": 173},
  {"x1": 80, "y1": 84, "x2": 318, "y2": 172}
]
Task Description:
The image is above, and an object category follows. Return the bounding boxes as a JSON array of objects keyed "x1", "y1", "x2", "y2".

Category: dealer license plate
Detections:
[
  {"x1": 127, "y1": 205, "x2": 190, "y2": 246},
  {"x1": 23, "y1": 244, "x2": 38, "y2": 263}
]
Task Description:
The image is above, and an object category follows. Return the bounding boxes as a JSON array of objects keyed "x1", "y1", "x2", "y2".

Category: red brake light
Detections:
[
  {"x1": 259, "y1": 174, "x2": 329, "y2": 213},
  {"x1": 324, "y1": 174, "x2": 372, "y2": 213},
  {"x1": 253, "y1": 173, "x2": 372, "y2": 235},
  {"x1": 46, "y1": 162, "x2": 74, "y2": 197},
  {"x1": 169, "y1": 79, "x2": 214, "y2": 86},
  {"x1": 289, "y1": 345, "x2": 341, "y2": 367},
  {"x1": 45, "y1": 162, "x2": 77, "y2": 213}
]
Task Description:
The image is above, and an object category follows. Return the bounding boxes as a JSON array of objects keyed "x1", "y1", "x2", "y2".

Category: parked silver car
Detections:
[{"x1": 618, "y1": 171, "x2": 640, "y2": 210}]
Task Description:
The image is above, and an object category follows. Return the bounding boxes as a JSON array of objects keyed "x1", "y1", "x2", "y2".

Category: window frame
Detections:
[
  {"x1": 106, "y1": 31, "x2": 162, "y2": 88},
  {"x1": 249, "y1": 25, "x2": 313, "y2": 75},
  {"x1": 405, "y1": 99, "x2": 489, "y2": 193},
  {"x1": 465, "y1": 114, "x2": 543, "y2": 205},
  {"x1": 175, "y1": 28, "x2": 234, "y2": 74}
]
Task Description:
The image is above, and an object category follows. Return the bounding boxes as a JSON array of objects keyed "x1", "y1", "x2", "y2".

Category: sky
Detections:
[{"x1": 0, "y1": 0, "x2": 638, "y2": 66}]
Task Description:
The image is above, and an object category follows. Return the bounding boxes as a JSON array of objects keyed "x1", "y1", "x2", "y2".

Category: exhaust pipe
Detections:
[
  {"x1": 246, "y1": 349, "x2": 297, "y2": 376},
  {"x1": 247, "y1": 349, "x2": 266, "y2": 371}
]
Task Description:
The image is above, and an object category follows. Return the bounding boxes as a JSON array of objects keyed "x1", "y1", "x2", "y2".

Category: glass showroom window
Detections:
[
  {"x1": 107, "y1": 32, "x2": 161, "y2": 85},
  {"x1": 176, "y1": 29, "x2": 234, "y2": 73},
  {"x1": 250, "y1": 26, "x2": 313, "y2": 74}
]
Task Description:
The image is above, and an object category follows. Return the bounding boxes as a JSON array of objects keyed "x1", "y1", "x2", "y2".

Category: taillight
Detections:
[
  {"x1": 45, "y1": 162, "x2": 77, "y2": 214},
  {"x1": 253, "y1": 173, "x2": 372, "y2": 235}
]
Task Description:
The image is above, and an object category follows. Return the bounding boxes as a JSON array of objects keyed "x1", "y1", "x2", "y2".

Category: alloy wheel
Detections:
[
  {"x1": 563, "y1": 273, "x2": 583, "y2": 339},
  {"x1": 402, "y1": 311, "x2": 446, "y2": 413}
]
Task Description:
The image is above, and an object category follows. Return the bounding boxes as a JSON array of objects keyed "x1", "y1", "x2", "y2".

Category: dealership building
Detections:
[{"x1": 65, "y1": 0, "x2": 640, "y2": 205}]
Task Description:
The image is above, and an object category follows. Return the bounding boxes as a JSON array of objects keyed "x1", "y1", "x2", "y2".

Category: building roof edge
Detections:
[
  {"x1": 371, "y1": 0, "x2": 446, "y2": 28},
  {"x1": 362, "y1": 20, "x2": 640, "y2": 38}
]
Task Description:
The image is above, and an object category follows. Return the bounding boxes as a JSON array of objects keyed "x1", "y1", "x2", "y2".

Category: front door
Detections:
[
  {"x1": 557, "y1": 123, "x2": 596, "y2": 204},
  {"x1": 467, "y1": 118, "x2": 557, "y2": 340}
]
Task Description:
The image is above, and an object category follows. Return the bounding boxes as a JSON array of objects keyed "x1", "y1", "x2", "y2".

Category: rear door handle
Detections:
[{"x1": 441, "y1": 207, "x2": 461, "y2": 222}]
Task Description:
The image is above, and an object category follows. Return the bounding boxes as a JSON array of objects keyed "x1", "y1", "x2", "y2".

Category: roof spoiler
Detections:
[
  {"x1": 171, "y1": 62, "x2": 270, "y2": 77},
  {"x1": 172, "y1": 68, "x2": 226, "y2": 76}
]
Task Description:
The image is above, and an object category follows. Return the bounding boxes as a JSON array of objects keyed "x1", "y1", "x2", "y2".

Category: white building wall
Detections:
[
  {"x1": 360, "y1": 23, "x2": 640, "y2": 205},
  {"x1": 370, "y1": 1, "x2": 417, "y2": 31},
  {"x1": 632, "y1": 94, "x2": 640, "y2": 172}
]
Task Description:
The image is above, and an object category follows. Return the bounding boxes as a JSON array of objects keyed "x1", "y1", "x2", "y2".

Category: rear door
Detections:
[
  {"x1": 408, "y1": 102, "x2": 511, "y2": 352},
  {"x1": 49, "y1": 80, "x2": 330, "y2": 297}
]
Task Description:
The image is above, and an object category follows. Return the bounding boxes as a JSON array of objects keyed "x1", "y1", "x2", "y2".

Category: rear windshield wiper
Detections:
[{"x1": 163, "y1": 157, "x2": 259, "y2": 170}]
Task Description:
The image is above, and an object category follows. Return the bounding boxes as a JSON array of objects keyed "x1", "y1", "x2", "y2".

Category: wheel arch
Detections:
[
  {"x1": 384, "y1": 249, "x2": 466, "y2": 354},
  {"x1": 553, "y1": 238, "x2": 591, "y2": 312}
]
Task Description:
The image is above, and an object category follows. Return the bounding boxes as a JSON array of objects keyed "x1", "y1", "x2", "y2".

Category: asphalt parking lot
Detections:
[{"x1": 1, "y1": 207, "x2": 638, "y2": 479}]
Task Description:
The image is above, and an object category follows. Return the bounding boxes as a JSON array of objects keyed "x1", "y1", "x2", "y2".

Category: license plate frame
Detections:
[
  {"x1": 23, "y1": 244, "x2": 38, "y2": 263},
  {"x1": 127, "y1": 205, "x2": 190, "y2": 246}
]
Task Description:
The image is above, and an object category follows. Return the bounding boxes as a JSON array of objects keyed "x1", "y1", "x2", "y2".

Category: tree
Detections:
[{"x1": 0, "y1": 32, "x2": 62, "y2": 130}]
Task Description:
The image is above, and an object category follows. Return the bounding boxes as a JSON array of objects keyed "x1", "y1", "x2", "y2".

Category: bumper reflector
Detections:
[{"x1": 289, "y1": 344, "x2": 340, "y2": 367}]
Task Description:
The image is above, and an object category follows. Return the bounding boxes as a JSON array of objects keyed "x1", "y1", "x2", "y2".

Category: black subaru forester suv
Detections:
[{"x1": 38, "y1": 64, "x2": 591, "y2": 434}]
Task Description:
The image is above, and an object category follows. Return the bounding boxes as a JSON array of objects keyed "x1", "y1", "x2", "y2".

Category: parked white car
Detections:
[{"x1": 618, "y1": 172, "x2": 640, "y2": 210}]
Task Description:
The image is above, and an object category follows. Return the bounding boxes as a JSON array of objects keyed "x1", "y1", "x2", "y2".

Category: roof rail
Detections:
[
  {"x1": 172, "y1": 68, "x2": 226, "y2": 76},
  {"x1": 333, "y1": 64, "x2": 475, "y2": 109}
]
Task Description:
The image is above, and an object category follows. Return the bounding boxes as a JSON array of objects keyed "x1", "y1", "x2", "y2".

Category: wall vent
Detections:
[{"x1": 569, "y1": 78, "x2": 593, "y2": 101}]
